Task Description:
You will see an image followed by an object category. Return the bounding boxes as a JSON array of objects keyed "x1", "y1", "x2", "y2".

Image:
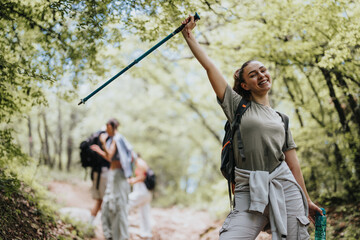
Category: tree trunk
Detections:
[
  {"x1": 334, "y1": 70, "x2": 360, "y2": 128},
  {"x1": 320, "y1": 67, "x2": 350, "y2": 133},
  {"x1": 66, "y1": 136, "x2": 73, "y2": 172},
  {"x1": 27, "y1": 115, "x2": 34, "y2": 157},
  {"x1": 66, "y1": 110, "x2": 78, "y2": 172},
  {"x1": 37, "y1": 112, "x2": 45, "y2": 165},
  {"x1": 41, "y1": 112, "x2": 53, "y2": 168},
  {"x1": 57, "y1": 99, "x2": 63, "y2": 170},
  {"x1": 283, "y1": 77, "x2": 304, "y2": 127}
]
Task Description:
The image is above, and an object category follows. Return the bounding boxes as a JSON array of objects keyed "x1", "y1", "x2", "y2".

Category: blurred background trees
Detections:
[{"x1": 1, "y1": 0, "x2": 359, "y2": 211}]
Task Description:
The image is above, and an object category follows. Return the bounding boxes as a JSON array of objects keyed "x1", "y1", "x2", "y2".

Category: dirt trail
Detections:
[{"x1": 47, "y1": 180, "x2": 271, "y2": 240}]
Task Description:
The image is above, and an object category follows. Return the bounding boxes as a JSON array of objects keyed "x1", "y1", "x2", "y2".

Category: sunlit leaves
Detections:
[{"x1": 2, "y1": 0, "x2": 360, "y2": 206}]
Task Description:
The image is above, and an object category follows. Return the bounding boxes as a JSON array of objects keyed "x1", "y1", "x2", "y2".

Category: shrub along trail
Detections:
[{"x1": 47, "y1": 180, "x2": 271, "y2": 240}]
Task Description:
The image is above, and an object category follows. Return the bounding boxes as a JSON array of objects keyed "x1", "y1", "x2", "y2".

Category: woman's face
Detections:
[
  {"x1": 106, "y1": 123, "x2": 115, "y2": 137},
  {"x1": 241, "y1": 61, "x2": 272, "y2": 96}
]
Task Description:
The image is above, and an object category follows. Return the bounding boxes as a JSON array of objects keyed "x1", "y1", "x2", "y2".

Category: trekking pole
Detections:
[{"x1": 78, "y1": 12, "x2": 200, "y2": 105}]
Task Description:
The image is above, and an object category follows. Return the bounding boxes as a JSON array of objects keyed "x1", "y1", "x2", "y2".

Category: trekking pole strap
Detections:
[{"x1": 228, "y1": 180, "x2": 233, "y2": 210}]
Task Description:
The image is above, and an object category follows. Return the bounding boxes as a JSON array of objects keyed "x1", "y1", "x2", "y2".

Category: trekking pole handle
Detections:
[{"x1": 174, "y1": 12, "x2": 201, "y2": 34}]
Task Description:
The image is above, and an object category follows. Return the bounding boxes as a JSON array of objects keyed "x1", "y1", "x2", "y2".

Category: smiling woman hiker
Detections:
[{"x1": 181, "y1": 15, "x2": 323, "y2": 240}]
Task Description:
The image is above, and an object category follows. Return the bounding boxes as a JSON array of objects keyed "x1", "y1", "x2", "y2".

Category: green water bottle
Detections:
[{"x1": 315, "y1": 208, "x2": 326, "y2": 239}]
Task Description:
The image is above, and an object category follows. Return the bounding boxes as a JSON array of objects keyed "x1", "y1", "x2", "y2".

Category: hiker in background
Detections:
[
  {"x1": 90, "y1": 118, "x2": 136, "y2": 240},
  {"x1": 89, "y1": 131, "x2": 110, "y2": 225},
  {"x1": 181, "y1": 15, "x2": 323, "y2": 239},
  {"x1": 128, "y1": 153, "x2": 153, "y2": 239}
]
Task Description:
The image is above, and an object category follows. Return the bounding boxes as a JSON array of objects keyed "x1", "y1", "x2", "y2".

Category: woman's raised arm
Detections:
[{"x1": 181, "y1": 15, "x2": 227, "y2": 102}]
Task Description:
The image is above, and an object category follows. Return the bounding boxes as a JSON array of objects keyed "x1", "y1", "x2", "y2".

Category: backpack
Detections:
[
  {"x1": 79, "y1": 130, "x2": 109, "y2": 188},
  {"x1": 144, "y1": 168, "x2": 156, "y2": 190},
  {"x1": 220, "y1": 98, "x2": 289, "y2": 209}
]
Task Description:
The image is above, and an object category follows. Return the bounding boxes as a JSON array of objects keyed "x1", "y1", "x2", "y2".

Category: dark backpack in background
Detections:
[
  {"x1": 79, "y1": 130, "x2": 109, "y2": 189},
  {"x1": 144, "y1": 168, "x2": 156, "y2": 190},
  {"x1": 220, "y1": 98, "x2": 289, "y2": 209}
]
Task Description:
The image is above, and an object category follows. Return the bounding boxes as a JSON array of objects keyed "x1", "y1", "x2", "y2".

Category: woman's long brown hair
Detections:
[{"x1": 233, "y1": 60, "x2": 254, "y2": 100}]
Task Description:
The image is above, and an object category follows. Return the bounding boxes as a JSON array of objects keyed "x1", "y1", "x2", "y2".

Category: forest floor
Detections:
[{"x1": 47, "y1": 180, "x2": 272, "y2": 240}]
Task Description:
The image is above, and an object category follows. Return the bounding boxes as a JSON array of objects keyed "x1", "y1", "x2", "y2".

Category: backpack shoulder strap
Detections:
[
  {"x1": 231, "y1": 98, "x2": 251, "y2": 130},
  {"x1": 232, "y1": 98, "x2": 251, "y2": 160},
  {"x1": 276, "y1": 111, "x2": 289, "y2": 151},
  {"x1": 227, "y1": 98, "x2": 250, "y2": 209}
]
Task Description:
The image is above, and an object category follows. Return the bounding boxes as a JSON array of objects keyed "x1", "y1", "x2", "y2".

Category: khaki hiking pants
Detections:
[
  {"x1": 101, "y1": 169, "x2": 130, "y2": 240},
  {"x1": 219, "y1": 180, "x2": 310, "y2": 240}
]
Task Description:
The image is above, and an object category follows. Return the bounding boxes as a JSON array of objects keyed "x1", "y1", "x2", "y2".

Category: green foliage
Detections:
[
  {"x1": 0, "y1": 129, "x2": 28, "y2": 167},
  {"x1": 2, "y1": 1, "x2": 360, "y2": 238},
  {"x1": 178, "y1": 0, "x2": 360, "y2": 202},
  {"x1": 0, "y1": 170, "x2": 21, "y2": 198},
  {"x1": 105, "y1": 0, "x2": 360, "y2": 204},
  {"x1": 251, "y1": 0, "x2": 360, "y2": 201}
]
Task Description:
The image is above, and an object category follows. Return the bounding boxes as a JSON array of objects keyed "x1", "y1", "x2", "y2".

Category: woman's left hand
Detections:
[
  {"x1": 128, "y1": 177, "x2": 135, "y2": 185},
  {"x1": 308, "y1": 199, "x2": 323, "y2": 224},
  {"x1": 99, "y1": 133, "x2": 108, "y2": 144}
]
